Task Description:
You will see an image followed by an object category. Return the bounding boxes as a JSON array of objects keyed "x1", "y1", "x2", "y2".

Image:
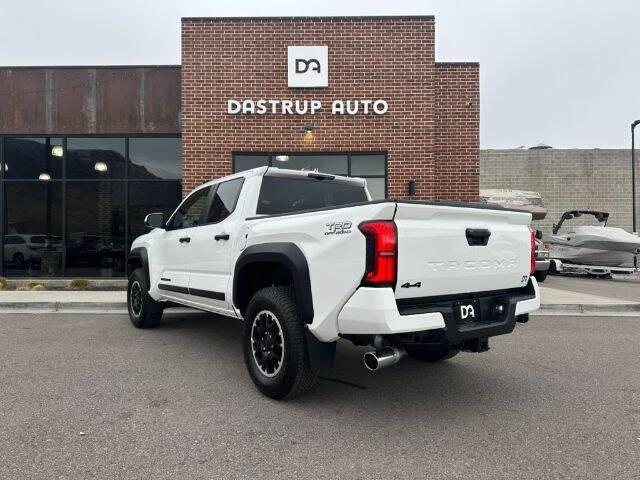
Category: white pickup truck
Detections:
[{"x1": 127, "y1": 167, "x2": 540, "y2": 399}]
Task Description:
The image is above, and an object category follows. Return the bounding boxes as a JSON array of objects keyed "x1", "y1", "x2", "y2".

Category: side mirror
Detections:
[
  {"x1": 144, "y1": 213, "x2": 165, "y2": 229},
  {"x1": 535, "y1": 229, "x2": 543, "y2": 240}
]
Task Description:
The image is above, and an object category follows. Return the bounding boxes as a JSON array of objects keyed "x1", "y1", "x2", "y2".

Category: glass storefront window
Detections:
[
  {"x1": 4, "y1": 137, "x2": 63, "y2": 179},
  {"x1": 351, "y1": 154, "x2": 385, "y2": 176},
  {"x1": 234, "y1": 155, "x2": 270, "y2": 172},
  {"x1": 0, "y1": 135, "x2": 182, "y2": 278},
  {"x1": 65, "y1": 182, "x2": 126, "y2": 277},
  {"x1": 66, "y1": 137, "x2": 126, "y2": 179},
  {"x1": 128, "y1": 181, "x2": 182, "y2": 245},
  {"x1": 279, "y1": 154, "x2": 348, "y2": 175},
  {"x1": 3, "y1": 182, "x2": 63, "y2": 277},
  {"x1": 129, "y1": 137, "x2": 182, "y2": 179}
]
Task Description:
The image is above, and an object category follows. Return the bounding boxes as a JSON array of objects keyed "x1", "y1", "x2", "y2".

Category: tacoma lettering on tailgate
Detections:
[{"x1": 426, "y1": 259, "x2": 517, "y2": 272}]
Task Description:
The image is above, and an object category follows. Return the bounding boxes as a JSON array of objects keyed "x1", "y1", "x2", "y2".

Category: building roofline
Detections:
[
  {"x1": 480, "y1": 148, "x2": 632, "y2": 152},
  {"x1": 181, "y1": 15, "x2": 435, "y2": 22},
  {"x1": 436, "y1": 62, "x2": 480, "y2": 67},
  {"x1": 0, "y1": 65, "x2": 181, "y2": 70}
]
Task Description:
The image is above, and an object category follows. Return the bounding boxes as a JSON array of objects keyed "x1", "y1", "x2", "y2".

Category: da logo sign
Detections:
[{"x1": 288, "y1": 46, "x2": 328, "y2": 88}]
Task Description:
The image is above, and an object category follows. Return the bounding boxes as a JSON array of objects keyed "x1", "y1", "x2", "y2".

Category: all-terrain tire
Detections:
[
  {"x1": 405, "y1": 345, "x2": 460, "y2": 363},
  {"x1": 127, "y1": 268, "x2": 163, "y2": 329},
  {"x1": 243, "y1": 287, "x2": 317, "y2": 400}
]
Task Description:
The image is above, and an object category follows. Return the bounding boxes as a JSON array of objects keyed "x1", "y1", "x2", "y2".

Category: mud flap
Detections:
[{"x1": 305, "y1": 329, "x2": 336, "y2": 370}]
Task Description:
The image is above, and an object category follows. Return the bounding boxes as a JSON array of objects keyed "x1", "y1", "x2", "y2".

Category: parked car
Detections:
[
  {"x1": 127, "y1": 167, "x2": 540, "y2": 399},
  {"x1": 3, "y1": 234, "x2": 62, "y2": 269},
  {"x1": 66, "y1": 235, "x2": 125, "y2": 273},
  {"x1": 534, "y1": 232, "x2": 550, "y2": 283}
]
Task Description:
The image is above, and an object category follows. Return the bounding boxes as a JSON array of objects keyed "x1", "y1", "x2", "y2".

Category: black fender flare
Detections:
[
  {"x1": 127, "y1": 247, "x2": 150, "y2": 287},
  {"x1": 233, "y1": 243, "x2": 314, "y2": 324}
]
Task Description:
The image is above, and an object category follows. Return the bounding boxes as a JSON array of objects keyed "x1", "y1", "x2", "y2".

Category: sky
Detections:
[{"x1": 1, "y1": 0, "x2": 639, "y2": 149}]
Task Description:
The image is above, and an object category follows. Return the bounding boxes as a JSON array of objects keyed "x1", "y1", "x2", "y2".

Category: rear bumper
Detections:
[
  {"x1": 535, "y1": 259, "x2": 551, "y2": 272},
  {"x1": 337, "y1": 278, "x2": 540, "y2": 339}
]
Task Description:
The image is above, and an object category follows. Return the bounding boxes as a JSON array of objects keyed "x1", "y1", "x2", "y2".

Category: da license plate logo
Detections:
[
  {"x1": 455, "y1": 300, "x2": 480, "y2": 323},
  {"x1": 460, "y1": 304, "x2": 476, "y2": 320}
]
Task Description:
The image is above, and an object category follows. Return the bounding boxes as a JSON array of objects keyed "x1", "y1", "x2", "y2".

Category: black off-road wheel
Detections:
[
  {"x1": 127, "y1": 268, "x2": 163, "y2": 329},
  {"x1": 243, "y1": 287, "x2": 317, "y2": 400},
  {"x1": 405, "y1": 345, "x2": 460, "y2": 363}
]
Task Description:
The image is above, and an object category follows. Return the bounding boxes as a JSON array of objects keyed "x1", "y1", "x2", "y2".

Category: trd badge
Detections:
[{"x1": 325, "y1": 221, "x2": 352, "y2": 236}]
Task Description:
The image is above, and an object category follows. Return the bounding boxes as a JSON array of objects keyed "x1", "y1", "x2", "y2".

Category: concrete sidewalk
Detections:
[
  {"x1": 538, "y1": 286, "x2": 640, "y2": 315},
  {"x1": 0, "y1": 286, "x2": 637, "y2": 315},
  {"x1": 0, "y1": 291, "x2": 127, "y2": 313}
]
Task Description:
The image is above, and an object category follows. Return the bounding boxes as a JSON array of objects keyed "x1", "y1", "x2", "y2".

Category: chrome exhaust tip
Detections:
[{"x1": 363, "y1": 346, "x2": 406, "y2": 371}]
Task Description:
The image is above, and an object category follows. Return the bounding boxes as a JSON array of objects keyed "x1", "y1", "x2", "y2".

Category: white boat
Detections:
[
  {"x1": 479, "y1": 189, "x2": 547, "y2": 220},
  {"x1": 548, "y1": 211, "x2": 640, "y2": 267}
]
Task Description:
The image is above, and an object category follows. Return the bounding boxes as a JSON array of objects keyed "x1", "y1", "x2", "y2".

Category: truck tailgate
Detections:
[{"x1": 394, "y1": 202, "x2": 532, "y2": 299}]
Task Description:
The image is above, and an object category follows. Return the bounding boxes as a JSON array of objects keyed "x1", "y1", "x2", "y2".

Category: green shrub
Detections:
[
  {"x1": 68, "y1": 279, "x2": 92, "y2": 290},
  {"x1": 0, "y1": 278, "x2": 7, "y2": 290}
]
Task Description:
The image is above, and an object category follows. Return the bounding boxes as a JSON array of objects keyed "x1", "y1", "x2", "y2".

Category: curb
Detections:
[
  {"x1": 0, "y1": 302, "x2": 638, "y2": 316},
  {"x1": 0, "y1": 302, "x2": 127, "y2": 314},
  {"x1": 534, "y1": 303, "x2": 640, "y2": 316}
]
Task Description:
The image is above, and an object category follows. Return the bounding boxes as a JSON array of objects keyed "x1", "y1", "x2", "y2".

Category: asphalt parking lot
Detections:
[{"x1": 1, "y1": 312, "x2": 639, "y2": 479}]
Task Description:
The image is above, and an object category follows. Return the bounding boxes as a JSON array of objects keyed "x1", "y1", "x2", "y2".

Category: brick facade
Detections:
[
  {"x1": 181, "y1": 16, "x2": 479, "y2": 199},
  {"x1": 435, "y1": 63, "x2": 480, "y2": 201}
]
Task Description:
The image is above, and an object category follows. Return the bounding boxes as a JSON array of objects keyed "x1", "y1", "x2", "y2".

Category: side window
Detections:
[
  {"x1": 205, "y1": 178, "x2": 244, "y2": 224},
  {"x1": 170, "y1": 187, "x2": 211, "y2": 230}
]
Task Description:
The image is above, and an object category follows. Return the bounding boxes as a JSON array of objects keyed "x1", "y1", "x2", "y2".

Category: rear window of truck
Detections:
[{"x1": 257, "y1": 176, "x2": 368, "y2": 215}]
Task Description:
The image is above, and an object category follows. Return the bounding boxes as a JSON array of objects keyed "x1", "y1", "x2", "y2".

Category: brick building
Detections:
[
  {"x1": 181, "y1": 16, "x2": 479, "y2": 200},
  {"x1": 0, "y1": 16, "x2": 479, "y2": 278}
]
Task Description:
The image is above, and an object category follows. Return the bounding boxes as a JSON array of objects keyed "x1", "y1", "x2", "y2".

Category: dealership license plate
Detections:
[{"x1": 454, "y1": 299, "x2": 481, "y2": 324}]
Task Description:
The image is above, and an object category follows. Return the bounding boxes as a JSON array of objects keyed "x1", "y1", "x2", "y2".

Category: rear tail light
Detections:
[
  {"x1": 530, "y1": 227, "x2": 536, "y2": 275},
  {"x1": 359, "y1": 221, "x2": 397, "y2": 287}
]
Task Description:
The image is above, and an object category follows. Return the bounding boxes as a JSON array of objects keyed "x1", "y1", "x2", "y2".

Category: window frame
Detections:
[
  {"x1": 202, "y1": 177, "x2": 246, "y2": 226},
  {"x1": 165, "y1": 185, "x2": 211, "y2": 231},
  {"x1": 0, "y1": 134, "x2": 182, "y2": 277}
]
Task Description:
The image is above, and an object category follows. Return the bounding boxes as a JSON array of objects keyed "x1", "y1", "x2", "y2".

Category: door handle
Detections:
[
  {"x1": 179, "y1": 237, "x2": 191, "y2": 243},
  {"x1": 465, "y1": 228, "x2": 491, "y2": 246},
  {"x1": 215, "y1": 233, "x2": 230, "y2": 241}
]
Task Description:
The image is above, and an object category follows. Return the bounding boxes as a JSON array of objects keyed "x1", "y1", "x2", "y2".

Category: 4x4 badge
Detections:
[{"x1": 401, "y1": 282, "x2": 422, "y2": 288}]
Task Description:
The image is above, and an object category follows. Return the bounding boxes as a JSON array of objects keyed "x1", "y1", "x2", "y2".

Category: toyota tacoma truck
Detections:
[{"x1": 127, "y1": 167, "x2": 540, "y2": 399}]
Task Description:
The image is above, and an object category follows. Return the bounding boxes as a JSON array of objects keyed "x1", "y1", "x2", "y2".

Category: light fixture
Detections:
[
  {"x1": 51, "y1": 145, "x2": 64, "y2": 157},
  {"x1": 3, "y1": 164, "x2": 7, "y2": 172},
  {"x1": 274, "y1": 155, "x2": 290, "y2": 162},
  {"x1": 304, "y1": 124, "x2": 314, "y2": 135},
  {"x1": 38, "y1": 173, "x2": 51, "y2": 181},
  {"x1": 94, "y1": 161, "x2": 108, "y2": 173}
]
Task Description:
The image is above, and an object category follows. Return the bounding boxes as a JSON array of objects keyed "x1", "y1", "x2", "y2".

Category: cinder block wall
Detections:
[
  {"x1": 480, "y1": 149, "x2": 639, "y2": 234},
  {"x1": 181, "y1": 17, "x2": 479, "y2": 200}
]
